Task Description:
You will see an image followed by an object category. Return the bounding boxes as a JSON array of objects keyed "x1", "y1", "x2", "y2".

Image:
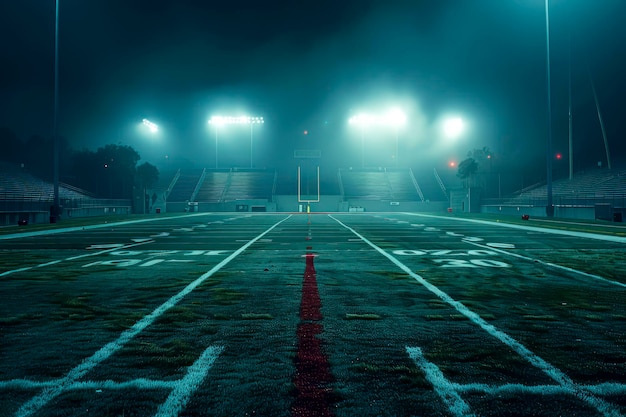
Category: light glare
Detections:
[
  {"x1": 142, "y1": 118, "x2": 158, "y2": 133},
  {"x1": 209, "y1": 115, "x2": 264, "y2": 125},
  {"x1": 443, "y1": 117, "x2": 464, "y2": 138}
]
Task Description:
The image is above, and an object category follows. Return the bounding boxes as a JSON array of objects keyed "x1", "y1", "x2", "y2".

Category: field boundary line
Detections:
[
  {"x1": 330, "y1": 214, "x2": 622, "y2": 417},
  {"x1": 405, "y1": 213, "x2": 626, "y2": 244},
  {"x1": 0, "y1": 240, "x2": 154, "y2": 278},
  {"x1": 462, "y1": 240, "x2": 626, "y2": 289},
  {"x1": 0, "y1": 213, "x2": 213, "y2": 241},
  {"x1": 407, "y1": 346, "x2": 626, "y2": 416},
  {"x1": 13, "y1": 215, "x2": 291, "y2": 417},
  {"x1": 4, "y1": 345, "x2": 223, "y2": 417}
]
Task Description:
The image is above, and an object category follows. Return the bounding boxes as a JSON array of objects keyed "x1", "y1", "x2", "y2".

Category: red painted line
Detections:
[{"x1": 292, "y1": 252, "x2": 334, "y2": 417}]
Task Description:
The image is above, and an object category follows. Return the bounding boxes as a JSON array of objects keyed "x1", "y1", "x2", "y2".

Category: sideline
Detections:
[
  {"x1": 330, "y1": 214, "x2": 622, "y2": 417},
  {"x1": 14, "y1": 215, "x2": 292, "y2": 417},
  {"x1": 406, "y1": 213, "x2": 626, "y2": 244},
  {"x1": 0, "y1": 213, "x2": 213, "y2": 241}
]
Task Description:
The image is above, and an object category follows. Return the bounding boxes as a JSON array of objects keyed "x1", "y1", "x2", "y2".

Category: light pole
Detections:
[
  {"x1": 208, "y1": 115, "x2": 264, "y2": 168},
  {"x1": 349, "y1": 108, "x2": 406, "y2": 168},
  {"x1": 248, "y1": 116, "x2": 264, "y2": 168},
  {"x1": 52, "y1": 0, "x2": 60, "y2": 223},
  {"x1": 348, "y1": 114, "x2": 370, "y2": 168},
  {"x1": 544, "y1": 0, "x2": 554, "y2": 217},
  {"x1": 387, "y1": 108, "x2": 406, "y2": 167}
]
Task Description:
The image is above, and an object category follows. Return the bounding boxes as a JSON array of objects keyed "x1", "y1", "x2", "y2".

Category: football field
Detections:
[{"x1": 1, "y1": 213, "x2": 625, "y2": 417}]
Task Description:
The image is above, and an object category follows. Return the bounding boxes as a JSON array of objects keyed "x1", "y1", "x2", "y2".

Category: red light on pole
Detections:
[{"x1": 555, "y1": 153, "x2": 562, "y2": 160}]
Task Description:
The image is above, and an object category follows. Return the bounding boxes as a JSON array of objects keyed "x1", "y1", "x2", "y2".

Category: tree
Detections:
[
  {"x1": 457, "y1": 158, "x2": 479, "y2": 186},
  {"x1": 457, "y1": 147, "x2": 491, "y2": 188},
  {"x1": 136, "y1": 162, "x2": 159, "y2": 189},
  {"x1": 136, "y1": 162, "x2": 160, "y2": 213},
  {"x1": 96, "y1": 144, "x2": 141, "y2": 198}
]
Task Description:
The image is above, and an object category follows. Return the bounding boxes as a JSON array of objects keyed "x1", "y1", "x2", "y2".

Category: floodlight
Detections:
[
  {"x1": 386, "y1": 108, "x2": 406, "y2": 127},
  {"x1": 208, "y1": 114, "x2": 264, "y2": 168},
  {"x1": 443, "y1": 117, "x2": 464, "y2": 138},
  {"x1": 349, "y1": 108, "x2": 408, "y2": 167},
  {"x1": 142, "y1": 119, "x2": 158, "y2": 133}
]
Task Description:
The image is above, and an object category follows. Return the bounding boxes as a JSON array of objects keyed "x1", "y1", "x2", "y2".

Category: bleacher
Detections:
[
  {"x1": 222, "y1": 170, "x2": 275, "y2": 201},
  {"x1": 167, "y1": 169, "x2": 203, "y2": 202},
  {"x1": 339, "y1": 169, "x2": 393, "y2": 200},
  {"x1": 0, "y1": 163, "x2": 93, "y2": 201},
  {"x1": 195, "y1": 170, "x2": 230, "y2": 202},
  {"x1": 410, "y1": 169, "x2": 448, "y2": 202},
  {"x1": 508, "y1": 168, "x2": 626, "y2": 203},
  {"x1": 386, "y1": 169, "x2": 422, "y2": 201}
]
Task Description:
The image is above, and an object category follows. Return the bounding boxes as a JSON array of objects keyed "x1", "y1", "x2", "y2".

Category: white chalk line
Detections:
[
  {"x1": 407, "y1": 346, "x2": 626, "y2": 416},
  {"x1": 155, "y1": 345, "x2": 224, "y2": 417},
  {"x1": 404, "y1": 212, "x2": 626, "y2": 244},
  {"x1": 0, "y1": 213, "x2": 213, "y2": 241},
  {"x1": 406, "y1": 347, "x2": 475, "y2": 417},
  {"x1": 13, "y1": 215, "x2": 291, "y2": 417},
  {"x1": 461, "y1": 239, "x2": 626, "y2": 289},
  {"x1": 0, "y1": 240, "x2": 154, "y2": 278},
  {"x1": 3, "y1": 345, "x2": 223, "y2": 417},
  {"x1": 330, "y1": 215, "x2": 622, "y2": 417}
]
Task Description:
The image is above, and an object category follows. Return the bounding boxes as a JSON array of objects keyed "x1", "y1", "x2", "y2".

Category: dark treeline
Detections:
[{"x1": 0, "y1": 127, "x2": 158, "y2": 199}]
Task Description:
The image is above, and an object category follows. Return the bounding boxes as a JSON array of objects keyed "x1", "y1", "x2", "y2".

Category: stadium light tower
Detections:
[
  {"x1": 387, "y1": 108, "x2": 406, "y2": 167},
  {"x1": 348, "y1": 114, "x2": 371, "y2": 168},
  {"x1": 208, "y1": 115, "x2": 264, "y2": 168},
  {"x1": 247, "y1": 116, "x2": 264, "y2": 168},
  {"x1": 544, "y1": 0, "x2": 554, "y2": 217},
  {"x1": 51, "y1": 0, "x2": 60, "y2": 223},
  {"x1": 349, "y1": 108, "x2": 406, "y2": 168},
  {"x1": 142, "y1": 119, "x2": 159, "y2": 133},
  {"x1": 443, "y1": 117, "x2": 464, "y2": 139}
]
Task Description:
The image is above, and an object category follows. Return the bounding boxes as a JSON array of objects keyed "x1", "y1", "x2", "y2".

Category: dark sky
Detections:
[{"x1": 1, "y1": 0, "x2": 625, "y2": 174}]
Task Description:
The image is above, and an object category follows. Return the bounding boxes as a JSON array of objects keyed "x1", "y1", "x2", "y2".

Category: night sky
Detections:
[{"x1": 1, "y1": 0, "x2": 625, "y2": 175}]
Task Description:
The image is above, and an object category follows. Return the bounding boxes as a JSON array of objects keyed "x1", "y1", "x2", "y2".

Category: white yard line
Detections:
[
  {"x1": 330, "y1": 214, "x2": 622, "y2": 417},
  {"x1": 407, "y1": 346, "x2": 626, "y2": 415},
  {"x1": 405, "y1": 213, "x2": 626, "y2": 244},
  {"x1": 462, "y1": 239, "x2": 626, "y2": 289},
  {"x1": 154, "y1": 346, "x2": 224, "y2": 417},
  {"x1": 0, "y1": 213, "x2": 212, "y2": 241},
  {"x1": 14, "y1": 215, "x2": 291, "y2": 417},
  {"x1": 406, "y1": 347, "x2": 476, "y2": 417},
  {"x1": 0, "y1": 240, "x2": 154, "y2": 278}
]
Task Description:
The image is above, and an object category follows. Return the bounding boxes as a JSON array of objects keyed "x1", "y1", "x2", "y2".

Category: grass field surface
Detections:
[{"x1": 0, "y1": 212, "x2": 625, "y2": 416}]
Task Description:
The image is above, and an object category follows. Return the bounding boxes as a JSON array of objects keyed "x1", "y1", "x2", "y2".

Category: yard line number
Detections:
[{"x1": 392, "y1": 249, "x2": 511, "y2": 268}]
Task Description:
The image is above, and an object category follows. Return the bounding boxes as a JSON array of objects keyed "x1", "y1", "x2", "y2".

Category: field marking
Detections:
[
  {"x1": 155, "y1": 346, "x2": 224, "y2": 417},
  {"x1": 0, "y1": 240, "x2": 155, "y2": 278},
  {"x1": 406, "y1": 347, "x2": 475, "y2": 417},
  {"x1": 0, "y1": 213, "x2": 214, "y2": 241},
  {"x1": 407, "y1": 346, "x2": 626, "y2": 417},
  {"x1": 13, "y1": 215, "x2": 291, "y2": 417},
  {"x1": 405, "y1": 213, "x2": 626, "y2": 244},
  {"x1": 3, "y1": 346, "x2": 222, "y2": 417},
  {"x1": 463, "y1": 240, "x2": 626, "y2": 289},
  {"x1": 330, "y1": 214, "x2": 622, "y2": 417}
]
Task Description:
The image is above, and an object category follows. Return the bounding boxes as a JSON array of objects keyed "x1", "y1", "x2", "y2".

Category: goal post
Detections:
[{"x1": 297, "y1": 165, "x2": 320, "y2": 211}]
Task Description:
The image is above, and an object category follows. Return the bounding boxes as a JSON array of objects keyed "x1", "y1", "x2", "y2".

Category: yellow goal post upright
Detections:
[{"x1": 294, "y1": 149, "x2": 321, "y2": 213}]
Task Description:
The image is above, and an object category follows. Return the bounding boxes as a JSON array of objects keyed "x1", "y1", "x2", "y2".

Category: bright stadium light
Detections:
[
  {"x1": 142, "y1": 119, "x2": 159, "y2": 133},
  {"x1": 443, "y1": 117, "x2": 464, "y2": 138},
  {"x1": 208, "y1": 115, "x2": 264, "y2": 168},
  {"x1": 386, "y1": 108, "x2": 406, "y2": 167},
  {"x1": 349, "y1": 108, "x2": 407, "y2": 167}
]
